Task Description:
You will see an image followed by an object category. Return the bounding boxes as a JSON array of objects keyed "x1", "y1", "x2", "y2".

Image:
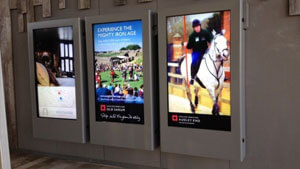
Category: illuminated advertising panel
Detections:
[
  {"x1": 33, "y1": 27, "x2": 77, "y2": 120},
  {"x1": 167, "y1": 11, "x2": 231, "y2": 131},
  {"x1": 93, "y1": 20, "x2": 144, "y2": 124}
]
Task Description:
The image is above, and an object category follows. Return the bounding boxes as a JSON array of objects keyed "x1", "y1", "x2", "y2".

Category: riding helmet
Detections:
[{"x1": 192, "y1": 19, "x2": 201, "y2": 27}]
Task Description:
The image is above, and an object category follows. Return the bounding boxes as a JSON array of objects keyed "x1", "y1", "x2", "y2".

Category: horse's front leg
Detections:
[
  {"x1": 194, "y1": 86, "x2": 200, "y2": 108},
  {"x1": 212, "y1": 97, "x2": 220, "y2": 116},
  {"x1": 184, "y1": 80, "x2": 195, "y2": 113},
  {"x1": 207, "y1": 87, "x2": 219, "y2": 115},
  {"x1": 213, "y1": 85, "x2": 224, "y2": 115}
]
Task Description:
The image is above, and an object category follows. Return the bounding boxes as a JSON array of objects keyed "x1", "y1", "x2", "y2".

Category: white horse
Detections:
[{"x1": 179, "y1": 31, "x2": 230, "y2": 115}]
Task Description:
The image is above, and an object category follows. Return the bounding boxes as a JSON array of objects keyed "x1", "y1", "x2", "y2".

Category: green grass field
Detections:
[
  {"x1": 100, "y1": 70, "x2": 143, "y2": 89},
  {"x1": 96, "y1": 52, "x2": 121, "y2": 57},
  {"x1": 135, "y1": 54, "x2": 143, "y2": 64}
]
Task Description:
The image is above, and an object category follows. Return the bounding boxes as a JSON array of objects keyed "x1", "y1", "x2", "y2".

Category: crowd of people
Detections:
[
  {"x1": 95, "y1": 61, "x2": 143, "y2": 83},
  {"x1": 94, "y1": 56, "x2": 144, "y2": 104},
  {"x1": 95, "y1": 62, "x2": 143, "y2": 75},
  {"x1": 96, "y1": 83, "x2": 144, "y2": 104}
]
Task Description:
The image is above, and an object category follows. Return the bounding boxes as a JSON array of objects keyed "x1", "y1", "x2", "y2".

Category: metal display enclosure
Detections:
[
  {"x1": 28, "y1": 18, "x2": 88, "y2": 143},
  {"x1": 85, "y1": 10, "x2": 159, "y2": 150},
  {"x1": 158, "y1": 0, "x2": 246, "y2": 161}
]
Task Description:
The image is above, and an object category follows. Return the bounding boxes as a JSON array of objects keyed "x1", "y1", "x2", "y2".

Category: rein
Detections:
[{"x1": 204, "y1": 41, "x2": 224, "y2": 89}]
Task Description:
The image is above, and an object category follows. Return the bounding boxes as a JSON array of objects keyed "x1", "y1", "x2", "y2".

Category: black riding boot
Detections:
[
  {"x1": 190, "y1": 59, "x2": 202, "y2": 85},
  {"x1": 190, "y1": 65, "x2": 196, "y2": 85}
]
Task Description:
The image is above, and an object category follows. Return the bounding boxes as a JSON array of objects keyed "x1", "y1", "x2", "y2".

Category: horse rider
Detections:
[{"x1": 186, "y1": 19, "x2": 213, "y2": 85}]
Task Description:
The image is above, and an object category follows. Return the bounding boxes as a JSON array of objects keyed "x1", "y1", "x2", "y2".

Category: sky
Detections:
[
  {"x1": 93, "y1": 20, "x2": 143, "y2": 52},
  {"x1": 187, "y1": 12, "x2": 215, "y2": 23}
]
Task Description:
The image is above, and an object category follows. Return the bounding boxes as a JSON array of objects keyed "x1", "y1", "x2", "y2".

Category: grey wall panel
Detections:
[
  {"x1": 55, "y1": 142, "x2": 104, "y2": 159},
  {"x1": 99, "y1": 0, "x2": 157, "y2": 14},
  {"x1": 161, "y1": 153, "x2": 229, "y2": 169},
  {"x1": 34, "y1": 0, "x2": 100, "y2": 21},
  {"x1": 104, "y1": 147, "x2": 161, "y2": 168},
  {"x1": 231, "y1": 0, "x2": 300, "y2": 168}
]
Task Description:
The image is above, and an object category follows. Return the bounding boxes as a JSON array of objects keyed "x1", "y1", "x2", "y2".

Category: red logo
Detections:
[
  {"x1": 172, "y1": 115, "x2": 178, "y2": 122},
  {"x1": 100, "y1": 105, "x2": 106, "y2": 112}
]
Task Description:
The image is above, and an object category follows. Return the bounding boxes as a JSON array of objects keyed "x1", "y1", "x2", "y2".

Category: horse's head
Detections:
[{"x1": 212, "y1": 30, "x2": 230, "y2": 61}]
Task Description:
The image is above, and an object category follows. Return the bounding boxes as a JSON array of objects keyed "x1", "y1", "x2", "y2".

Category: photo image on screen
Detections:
[
  {"x1": 33, "y1": 26, "x2": 77, "y2": 120},
  {"x1": 93, "y1": 20, "x2": 144, "y2": 124},
  {"x1": 167, "y1": 11, "x2": 231, "y2": 131}
]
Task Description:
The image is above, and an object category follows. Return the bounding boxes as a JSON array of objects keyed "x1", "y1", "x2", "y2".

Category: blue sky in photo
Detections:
[
  {"x1": 93, "y1": 20, "x2": 143, "y2": 52},
  {"x1": 187, "y1": 12, "x2": 215, "y2": 23}
]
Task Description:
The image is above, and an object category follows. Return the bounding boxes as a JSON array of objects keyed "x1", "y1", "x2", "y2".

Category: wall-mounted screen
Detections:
[
  {"x1": 93, "y1": 20, "x2": 144, "y2": 124},
  {"x1": 167, "y1": 11, "x2": 231, "y2": 131},
  {"x1": 33, "y1": 27, "x2": 77, "y2": 120}
]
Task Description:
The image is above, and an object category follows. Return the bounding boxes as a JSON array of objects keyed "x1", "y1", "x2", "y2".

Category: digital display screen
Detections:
[
  {"x1": 167, "y1": 11, "x2": 231, "y2": 131},
  {"x1": 93, "y1": 20, "x2": 144, "y2": 124},
  {"x1": 33, "y1": 27, "x2": 77, "y2": 120}
]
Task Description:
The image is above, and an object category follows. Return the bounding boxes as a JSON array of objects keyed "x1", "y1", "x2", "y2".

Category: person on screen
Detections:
[
  {"x1": 95, "y1": 71, "x2": 101, "y2": 87},
  {"x1": 108, "y1": 83, "x2": 114, "y2": 95},
  {"x1": 186, "y1": 19, "x2": 213, "y2": 85},
  {"x1": 135, "y1": 85, "x2": 144, "y2": 104},
  {"x1": 114, "y1": 84, "x2": 120, "y2": 94},
  {"x1": 37, "y1": 52, "x2": 59, "y2": 86},
  {"x1": 96, "y1": 84, "x2": 108, "y2": 102},
  {"x1": 112, "y1": 84, "x2": 123, "y2": 103},
  {"x1": 110, "y1": 69, "x2": 115, "y2": 83},
  {"x1": 134, "y1": 73, "x2": 139, "y2": 81},
  {"x1": 133, "y1": 87, "x2": 139, "y2": 97},
  {"x1": 122, "y1": 69, "x2": 127, "y2": 82},
  {"x1": 129, "y1": 66, "x2": 134, "y2": 81},
  {"x1": 123, "y1": 85, "x2": 128, "y2": 96},
  {"x1": 138, "y1": 85, "x2": 144, "y2": 98},
  {"x1": 125, "y1": 87, "x2": 135, "y2": 104}
]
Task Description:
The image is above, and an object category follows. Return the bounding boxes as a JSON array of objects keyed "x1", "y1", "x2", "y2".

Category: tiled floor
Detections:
[{"x1": 10, "y1": 152, "x2": 125, "y2": 169}]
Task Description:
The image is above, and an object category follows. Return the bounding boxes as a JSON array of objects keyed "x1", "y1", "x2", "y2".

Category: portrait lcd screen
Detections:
[
  {"x1": 93, "y1": 20, "x2": 144, "y2": 124},
  {"x1": 167, "y1": 11, "x2": 231, "y2": 131},
  {"x1": 33, "y1": 26, "x2": 77, "y2": 120}
]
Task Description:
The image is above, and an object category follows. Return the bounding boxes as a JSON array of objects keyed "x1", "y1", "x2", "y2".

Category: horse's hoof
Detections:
[
  {"x1": 190, "y1": 103, "x2": 195, "y2": 114},
  {"x1": 212, "y1": 104, "x2": 220, "y2": 115},
  {"x1": 191, "y1": 106, "x2": 195, "y2": 114}
]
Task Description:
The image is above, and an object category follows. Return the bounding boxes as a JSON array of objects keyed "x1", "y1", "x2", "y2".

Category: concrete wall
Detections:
[{"x1": 12, "y1": 0, "x2": 300, "y2": 169}]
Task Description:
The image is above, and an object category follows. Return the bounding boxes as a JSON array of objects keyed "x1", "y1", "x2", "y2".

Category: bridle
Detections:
[
  {"x1": 205, "y1": 53, "x2": 223, "y2": 88},
  {"x1": 204, "y1": 35, "x2": 228, "y2": 88},
  {"x1": 213, "y1": 35, "x2": 229, "y2": 61}
]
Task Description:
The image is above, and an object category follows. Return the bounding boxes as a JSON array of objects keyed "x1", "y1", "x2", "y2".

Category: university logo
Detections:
[
  {"x1": 100, "y1": 104, "x2": 106, "y2": 112},
  {"x1": 172, "y1": 114, "x2": 178, "y2": 122}
]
